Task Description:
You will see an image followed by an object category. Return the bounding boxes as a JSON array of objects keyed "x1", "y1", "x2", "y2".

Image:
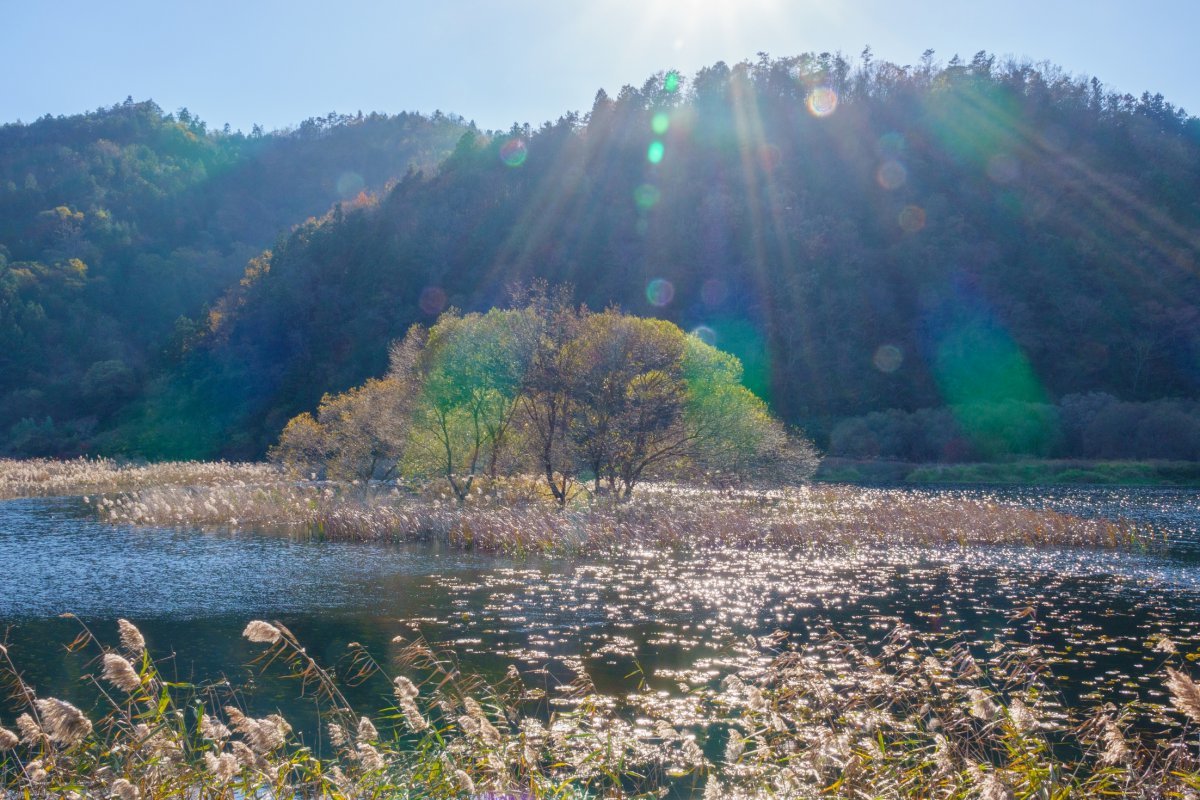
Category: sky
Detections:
[{"x1": 3, "y1": 0, "x2": 1198, "y2": 133}]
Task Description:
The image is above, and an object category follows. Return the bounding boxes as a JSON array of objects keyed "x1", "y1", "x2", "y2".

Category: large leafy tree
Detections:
[
  {"x1": 273, "y1": 295, "x2": 817, "y2": 501},
  {"x1": 405, "y1": 308, "x2": 538, "y2": 500}
]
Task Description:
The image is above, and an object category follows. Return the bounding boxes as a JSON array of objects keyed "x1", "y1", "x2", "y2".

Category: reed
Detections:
[
  {"x1": 0, "y1": 458, "x2": 277, "y2": 500},
  {"x1": 3, "y1": 619, "x2": 1199, "y2": 798},
  {"x1": 93, "y1": 478, "x2": 1150, "y2": 555}
]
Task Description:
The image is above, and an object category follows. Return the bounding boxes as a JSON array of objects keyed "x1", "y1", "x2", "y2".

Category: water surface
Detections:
[{"x1": 3, "y1": 485, "x2": 1200, "y2": 734}]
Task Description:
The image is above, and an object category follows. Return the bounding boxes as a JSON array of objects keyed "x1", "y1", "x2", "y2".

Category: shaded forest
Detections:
[
  {"x1": 3, "y1": 50, "x2": 1200, "y2": 461},
  {"x1": 0, "y1": 100, "x2": 466, "y2": 453}
]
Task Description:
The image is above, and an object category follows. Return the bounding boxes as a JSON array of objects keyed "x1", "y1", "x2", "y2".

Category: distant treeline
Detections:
[
  {"x1": 0, "y1": 100, "x2": 465, "y2": 455},
  {"x1": 828, "y1": 393, "x2": 1200, "y2": 462},
  {"x1": 2, "y1": 49, "x2": 1199, "y2": 461},
  {"x1": 130, "y1": 50, "x2": 1200, "y2": 460}
]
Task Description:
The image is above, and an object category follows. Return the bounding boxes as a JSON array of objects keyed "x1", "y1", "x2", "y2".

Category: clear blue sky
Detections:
[{"x1": 3, "y1": 0, "x2": 1197, "y2": 133}]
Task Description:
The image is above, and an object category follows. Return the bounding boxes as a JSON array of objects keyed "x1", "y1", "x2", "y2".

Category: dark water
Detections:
[{"x1": 3, "y1": 486, "x2": 1200, "y2": 736}]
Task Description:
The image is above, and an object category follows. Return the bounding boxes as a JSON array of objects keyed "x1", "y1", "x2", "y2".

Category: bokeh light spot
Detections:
[
  {"x1": 876, "y1": 132, "x2": 906, "y2": 157},
  {"x1": 899, "y1": 205, "x2": 926, "y2": 233},
  {"x1": 647, "y1": 141, "x2": 665, "y2": 164},
  {"x1": 873, "y1": 344, "x2": 903, "y2": 373},
  {"x1": 663, "y1": 71, "x2": 680, "y2": 93},
  {"x1": 499, "y1": 138, "x2": 527, "y2": 167},
  {"x1": 876, "y1": 160, "x2": 907, "y2": 190},
  {"x1": 806, "y1": 87, "x2": 838, "y2": 117},
  {"x1": 1039, "y1": 124, "x2": 1068, "y2": 152},
  {"x1": 419, "y1": 286, "x2": 447, "y2": 316},
  {"x1": 986, "y1": 153, "x2": 1020, "y2": 184},
  {"x1": 646, "y1": 278, "x2": 675, "y2": 307},
  {"x1": 708, "y1": 318, "x2": 770, "y2": 401},
  {"x1": 757, "y1": 143, "x2": 782, "y2": 171},
  {"x1": 633, "y1": 183, "x2": 661, "y2": 210},
  {"x1": 701, "y1": 278, "x2": 729, "y2": 307},
  {"x1": 336, "y1": 171, "x2": 364, "y2": 198},
  {"x1": 690, "y1": 325, "x2": 717, "y2": 346},
  {"x1": 651, "y1": 112, "x2": 670, "y2": 135}
]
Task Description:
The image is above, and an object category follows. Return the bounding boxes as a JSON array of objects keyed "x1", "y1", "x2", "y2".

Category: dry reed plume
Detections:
[
  {"x1": 0, "y1": 458, "x2": 277, "y2": 500},
  {"x1": 93, "y1": 478, "x2": 1150, "y2": 555},
  {"x1": 3, "y1": 618, "x2": 1200, "y2": 798}
]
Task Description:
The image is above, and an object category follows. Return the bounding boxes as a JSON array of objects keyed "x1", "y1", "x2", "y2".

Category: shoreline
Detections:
[{"x1": 815, "y1": 457, "x2": 1200, "y2": 486}]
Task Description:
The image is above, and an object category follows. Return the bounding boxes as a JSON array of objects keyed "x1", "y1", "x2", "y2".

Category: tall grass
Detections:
[
  {"x1": 0, "y1": 458, "x2": 277, "y2": 500},
  {"x1": 92, "y1": 479, "x2": 1149, "y2": 555},
  {"x1": 2, "y1": 459, "x2": 1148, "y2": 554},
  {"x1": 4, "y1": 619, "x2": 1200, "y2": 798}
]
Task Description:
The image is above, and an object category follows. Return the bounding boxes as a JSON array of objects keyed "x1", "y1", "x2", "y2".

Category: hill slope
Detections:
[
  {"x1": 0, "y1": 100, "x2": 465, "y2": 453},
  {"x1": 146, "y1": 52, "x2": 1200, "y2": 459}
]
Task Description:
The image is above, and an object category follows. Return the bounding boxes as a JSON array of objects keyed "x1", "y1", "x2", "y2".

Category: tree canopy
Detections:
[
  {"x1": 0, "y1": 100, "x2": 465, "y2": 454},
  {"x1": 273, "y1": 295, "x2": 816, "y2": 499},
  {"x1": 3, "y1": 50, "x2": 1199, "y2": 462}
]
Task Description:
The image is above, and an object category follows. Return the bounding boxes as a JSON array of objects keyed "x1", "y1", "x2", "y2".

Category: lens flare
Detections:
[
  {"x1": 876, "y1": 160, "x2": 907, "y2": 190},
  {"x1": 651, "y1": 112, "x2": 670, "y2": 135},
  {"x1": 876, "y1": 132, "x2": 905, "y2": 157},
  {"x1": 336, "y1": 171, "x2": 364, "y2": 198},
  {"x1": 986, "y1": 153, "x2": 1019, "y2": 184},
  {"x1": 873, "y1": 344, "x2": 903, "y2": 373},
  {"x1": 690, "y1": 325, "x2": 717, "y2": 346},
  {"x1": 663, "y1": 71, "x2": 680, "y2": 93},
  {"x1": 499, "y1": 138, "x2": 527, "y2": 167},
  {"x1": 634, "y1": 183, "x2": 661, "y2": 210},
  {"x1": 709, "y1": 318, "x2": 770, "y2": 401},
  {"x1": 419, "y1": 286, "x2": 447, "y2": 316},
  {"x1": 647, "y1": 141, "x2": 665, "y2": 164},
  {"x1": 701, "y1": 278, "x2": 729, "y2": 307},
  {"x1": 1039, "y1": 124, "x2": 1068, "y2": 152},
  {"x1": 757, "y1": 143, "x2": 782, "y2": 171},
  {"x1": 933, "y1": 318, "x2": 1052, "y2": 457},
  {"x1": 806, "y1": 87, "x2": 838, "y2": 117},
  {"x1": 646, "y1": 278, "x2": 675, "y2": 307},
  {"x1": 898, "y1": 205, "x2": 926, "y2": 233}
]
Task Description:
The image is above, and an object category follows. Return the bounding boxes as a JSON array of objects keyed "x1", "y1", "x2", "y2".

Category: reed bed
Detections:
[
  {"x1": 3, "y1": 618, "x2": 1200, "y2": 798},
  {"x1": 0, "y1": 458, "x2": 278, "y2": 500},
  {"x1": 92, "y1": 479, "x2": 1149, "y2": 555}
]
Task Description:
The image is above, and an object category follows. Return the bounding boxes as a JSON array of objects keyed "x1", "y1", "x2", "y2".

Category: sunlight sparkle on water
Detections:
[
  {"x1": 499, "y1": 138, "x2": 527, "y2": 167},
  {"x1": 646, "y1": 278, "x2": 674, "y2": 307},
  {"x1": 647, "y1": 141, "x2": 665, "y2": 164},
  {"x1": 806, "y1": 87, "x2": 838, "y2": 117}
]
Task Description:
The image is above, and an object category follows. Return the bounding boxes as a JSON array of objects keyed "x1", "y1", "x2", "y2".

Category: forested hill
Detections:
[
  {"x1": 0, "y1": 100, "x2": 466, "y2": 453},
  {"x1": 123, "y1": 52, "x2": 1200, "y2": 460},
  {"x1": 7, "y1": 52, "x2": 1200, "y2": 461}
]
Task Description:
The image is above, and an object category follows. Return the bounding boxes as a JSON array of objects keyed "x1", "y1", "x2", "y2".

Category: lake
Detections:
[{"x1": 3, "y1": 484, "x2": 1200, "y2": 740}]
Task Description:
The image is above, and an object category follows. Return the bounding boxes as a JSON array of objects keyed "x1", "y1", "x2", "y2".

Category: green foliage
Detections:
[
  {"x1": 830, "y1": 394, "x2": 1200, "y2": 462},
  {"x1": 275, "y1": 297, "x2": 816, "y2": 499},
  {"x1": 0, "y1": 101, "x2": 466, "y2": 456},
  {"x1": 6, "y1": 52, "x2": 1200, "y2": 461},
  {"x1": 164, "y1": 52, "x2": 1200, "y2": 460},
  {"x1": 8, "y1": 614, "x2": 1200, "y2": 798},
  {"x1": 406, "y1": 309, "x2": 538, "y2": 497}
]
